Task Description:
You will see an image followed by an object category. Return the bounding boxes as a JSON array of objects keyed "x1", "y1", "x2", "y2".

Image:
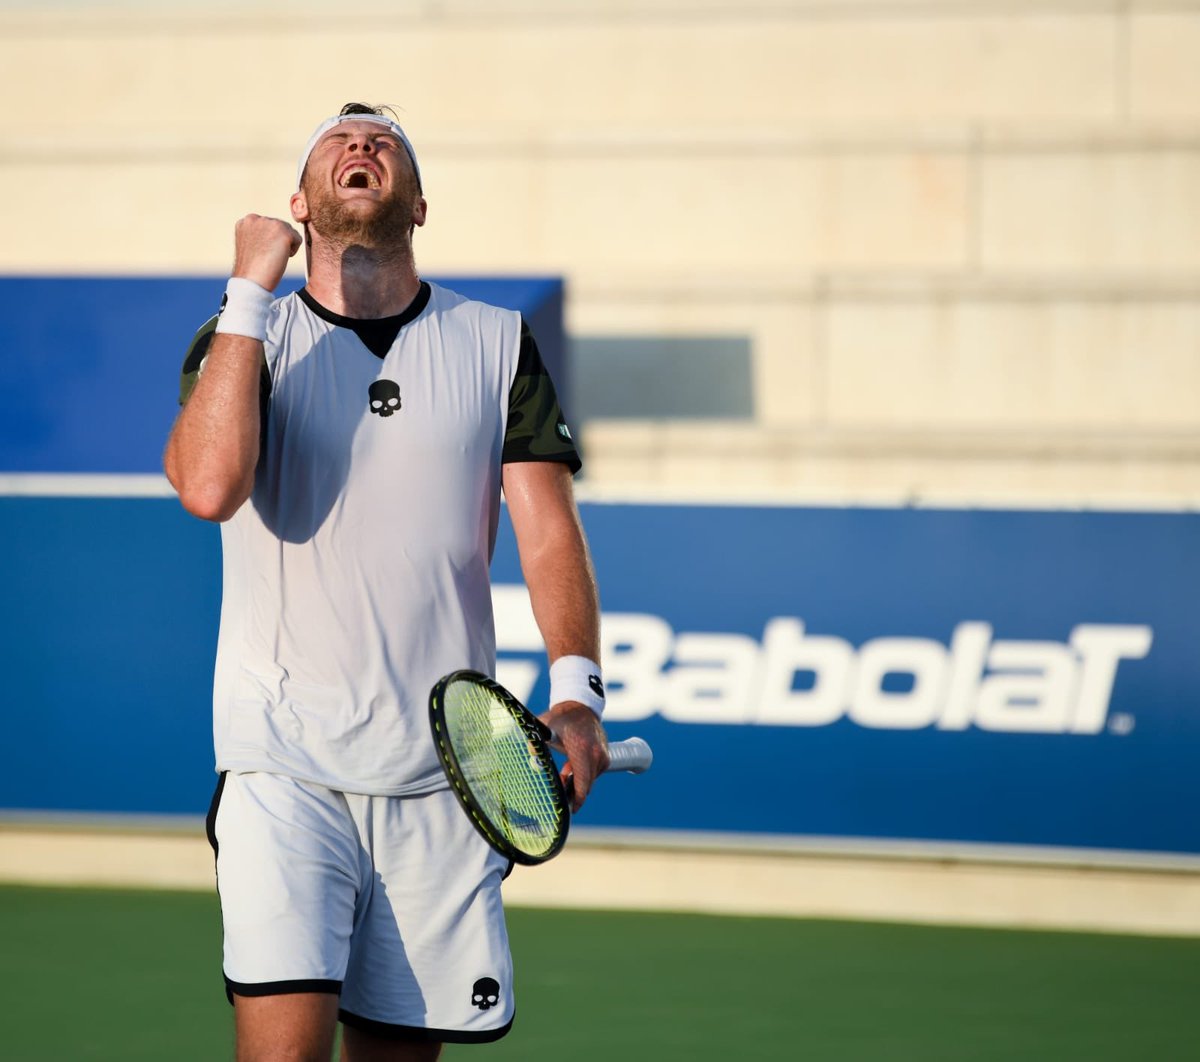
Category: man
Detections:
[{"x1": 164, "y1": 103, "x2": 610, "y2": 1062}]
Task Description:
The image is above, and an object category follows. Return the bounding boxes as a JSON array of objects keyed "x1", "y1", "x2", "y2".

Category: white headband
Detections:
[{"x1": 296, "y1": 113, "x2": 422, "y2": 192}]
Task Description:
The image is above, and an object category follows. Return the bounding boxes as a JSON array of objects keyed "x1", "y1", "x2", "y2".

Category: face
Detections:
[{"x1": 291, "y1": 120, "x2": 426, "y2": 248}]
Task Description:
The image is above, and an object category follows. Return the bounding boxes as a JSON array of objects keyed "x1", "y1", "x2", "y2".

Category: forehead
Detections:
[{"x1": 314, "y1": 119, "x2": 401, "y2": 148}]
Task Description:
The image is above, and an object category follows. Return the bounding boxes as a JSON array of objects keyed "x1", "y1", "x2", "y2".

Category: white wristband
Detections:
[
  {"x1": 214, "y1": 277, "x2": 273, "y2": 341},
  {"x1": 549, "y1": 656, "x2": 606, "y2": 718}
]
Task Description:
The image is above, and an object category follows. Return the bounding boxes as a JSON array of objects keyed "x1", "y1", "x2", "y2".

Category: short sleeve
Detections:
[
  {"x1": 502, "y1": 319, "x2": 582, "y2": 475},
  {"x1": 179, "y1": 315, "x2": 219, "y2": 405},
  {"x1": 178, "y1": 312, "x2": 272, "y2": 445}
]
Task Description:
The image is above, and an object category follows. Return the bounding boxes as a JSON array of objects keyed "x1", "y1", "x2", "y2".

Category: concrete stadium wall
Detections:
[
  {"x1": 1, "y1": 0, "x2": 1197, "y2": 502},
  {"x1": 3, "y1": 1, "x2": 1199, "y2": 930}
]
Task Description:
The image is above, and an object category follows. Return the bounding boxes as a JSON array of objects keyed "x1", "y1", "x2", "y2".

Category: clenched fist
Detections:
[{"x1": 231, "y1": 214, "x2": 303, "y2": 293}]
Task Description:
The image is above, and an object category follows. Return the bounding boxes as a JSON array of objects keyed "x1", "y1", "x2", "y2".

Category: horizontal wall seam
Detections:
[
  {"x1": 3, "y1": 133, "x2": 1199, "y2": 162},
  {"x1": 0, "y1": 2, "x2": 1168, "y2": 40}
]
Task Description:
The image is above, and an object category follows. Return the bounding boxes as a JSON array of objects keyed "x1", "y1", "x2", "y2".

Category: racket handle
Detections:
[{"x1": 606, "y1": 736, "x2": 653, "y2": 774}]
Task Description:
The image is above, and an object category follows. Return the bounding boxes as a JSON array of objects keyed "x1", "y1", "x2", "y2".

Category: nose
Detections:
[{"x1": 346, "y1": 136, "x2": 375, "y2": 155}]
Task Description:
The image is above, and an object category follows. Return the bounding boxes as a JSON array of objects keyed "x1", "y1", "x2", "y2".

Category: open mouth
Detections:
[{"x1": 338, "y1": 164, "x2": 381, "y2": 190}]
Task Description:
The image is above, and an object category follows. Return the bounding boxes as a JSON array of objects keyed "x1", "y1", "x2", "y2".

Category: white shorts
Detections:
[{"x1": 206, "y1": 771, "x2": 515, "y2": 1043}]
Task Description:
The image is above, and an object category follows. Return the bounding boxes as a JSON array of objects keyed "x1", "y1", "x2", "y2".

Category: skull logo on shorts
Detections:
[{"x1": 471, "y1": 976, "x2": 500, "y2": 1011}]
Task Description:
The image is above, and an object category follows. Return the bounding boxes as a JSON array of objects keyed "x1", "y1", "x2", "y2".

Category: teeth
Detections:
[{"x1": 339, "y1": 165, "x2": 380, "y2": 189}]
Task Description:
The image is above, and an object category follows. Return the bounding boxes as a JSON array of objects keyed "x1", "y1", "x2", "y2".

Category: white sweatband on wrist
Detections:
[
  {"x1": 214, "y1": 277, "x2": 273, "y2": 341},
  {"x1": 549, "y1": 655, "x2": 606, "y2": 718}
]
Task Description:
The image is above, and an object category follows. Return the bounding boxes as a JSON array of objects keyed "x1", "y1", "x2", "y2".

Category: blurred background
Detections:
[{"x1": 3, "y1": 0, "x2": 1200, "y2": 948}]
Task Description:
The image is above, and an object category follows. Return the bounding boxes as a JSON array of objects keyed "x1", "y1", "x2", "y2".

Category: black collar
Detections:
[{"x1": 298, "y1": 281, "x2": 431, "y2": 359}]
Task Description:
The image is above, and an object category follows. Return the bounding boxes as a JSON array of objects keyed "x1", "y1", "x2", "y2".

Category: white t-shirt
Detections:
[{"x1": 180, "y1": 281, "x2": 579, "y2": 795}]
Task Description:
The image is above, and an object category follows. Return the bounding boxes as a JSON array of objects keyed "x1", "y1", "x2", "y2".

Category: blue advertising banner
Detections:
[
  {"x1": 0, "y1": 276, "x2": 565, "y2": 474},
  {"x1": 1, "y1": 495, "x2": 1195, "y2": 859},
  {"x1": 489, "y1": 503, "x2": 1197, "y2": 856}
]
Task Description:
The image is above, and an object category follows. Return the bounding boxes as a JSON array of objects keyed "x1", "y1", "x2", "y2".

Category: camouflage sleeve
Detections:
[
  {"x1": 179, "y1": 315, "x2": 219, "y2": 405},
  {"x1": 502, "y1": 319, "x2": 582, "y2": 474},
  {"x1": 178, "y1": 314, "x2": 272, "y2": 442}
]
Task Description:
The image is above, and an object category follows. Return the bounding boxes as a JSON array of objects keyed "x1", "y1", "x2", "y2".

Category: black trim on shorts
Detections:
[
  {"x1": 338, "y1": 1008, "x2": 514, "y2": 1044},
  {"x1": 225, "y1": 977, "x2": 343, "y2": 1006},
  {"x1": 205, "y1": 771, "x2": 227, "y2": 858}
]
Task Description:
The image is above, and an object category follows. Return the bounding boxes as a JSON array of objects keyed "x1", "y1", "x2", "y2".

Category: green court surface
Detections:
[{"x1": 1, "y1": 883, "x2": 1197, "y2": 1061}]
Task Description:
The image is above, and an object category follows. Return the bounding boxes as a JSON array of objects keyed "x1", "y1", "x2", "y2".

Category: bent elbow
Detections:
[
  {"x1": 185, "y1": 495, "x2": 243, "y2": 523},
  {"x1": 163, "y1": 431, "x2": 256, "y2": 522},
  {"x1": 175, "y1": 478, "x2": 252, "y2": 523}
]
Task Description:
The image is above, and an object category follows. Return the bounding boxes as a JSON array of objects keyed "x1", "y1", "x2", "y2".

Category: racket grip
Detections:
[{"x1": 606, "y1": 736, "x2": 653, "y2": 774}]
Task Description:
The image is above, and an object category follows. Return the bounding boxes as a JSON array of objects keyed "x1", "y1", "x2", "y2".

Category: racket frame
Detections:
[{"x1": 429, "y1": 668, "x2": 570, "y2": 866}]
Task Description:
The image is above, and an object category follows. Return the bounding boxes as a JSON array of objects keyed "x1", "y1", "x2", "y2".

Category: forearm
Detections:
[
  {"x1": 505, "y1": 461, "x2": 608, "y2": 805},
  {"x1": 505, "y1": 461, "x2": 600, "y2": 662},
  {"x1": 519, "y1": 514, "x2": 601, "y2": 665},
  {"x1": 164, "y1": 332, "x2": 263, "y2": 522},
  {"x1": 165, "y1": 214, "x2": 301, "y2": 522}
]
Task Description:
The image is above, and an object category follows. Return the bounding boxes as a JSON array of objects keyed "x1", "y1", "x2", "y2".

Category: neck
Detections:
[{"x1": 304, "y1": 237, "x2": 422, "y2": 319}]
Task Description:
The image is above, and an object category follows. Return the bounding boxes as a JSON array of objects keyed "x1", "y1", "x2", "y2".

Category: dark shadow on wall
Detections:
[{"x1": 568, "y1": 336, "x2": 753, "y2": 423}]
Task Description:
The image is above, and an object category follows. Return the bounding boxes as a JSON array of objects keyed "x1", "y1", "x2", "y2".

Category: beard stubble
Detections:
[{"x1": 303, "y1": 175, "x2": 419, "y2": 252}]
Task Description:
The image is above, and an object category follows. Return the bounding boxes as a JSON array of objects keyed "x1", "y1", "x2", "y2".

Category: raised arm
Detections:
[
  {"x1": 163, "y1": 214, "x2": 301, "y2": 522},
  {"x1": 502, "y1": 460, "x2": 610, "y2": 810}
]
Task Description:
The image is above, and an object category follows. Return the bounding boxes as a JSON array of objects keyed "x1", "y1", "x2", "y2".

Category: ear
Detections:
[
  {"x1": 412, "y1": 196, "x2": 428, "y2": 229},
  {"x1": 290, "y1": 191, "x2": 310, "y2": 224}
]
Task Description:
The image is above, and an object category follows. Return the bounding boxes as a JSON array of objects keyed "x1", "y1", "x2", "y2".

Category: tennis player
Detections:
[{"x1": 164, "y1": 103, "x2": 610, "y2": 1061}]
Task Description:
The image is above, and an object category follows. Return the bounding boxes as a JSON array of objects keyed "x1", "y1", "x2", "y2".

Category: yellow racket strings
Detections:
[{"x1": 446, "y1": 681, "x2": 564, "y2": 857}]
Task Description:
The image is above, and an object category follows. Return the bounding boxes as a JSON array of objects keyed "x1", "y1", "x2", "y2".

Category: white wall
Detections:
[{"x1": 2, "y1": 0, "x2": 1197, "y2": 502}]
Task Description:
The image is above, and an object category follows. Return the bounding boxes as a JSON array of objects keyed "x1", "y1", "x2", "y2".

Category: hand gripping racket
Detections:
[{"x1": 429, "y1": 669, "x2": 653, "y2": 865}]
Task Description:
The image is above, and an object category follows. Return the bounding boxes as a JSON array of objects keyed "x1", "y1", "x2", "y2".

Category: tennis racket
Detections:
[{"x1": 429, "y1": 669, "x2": 653, "y2": 865}]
